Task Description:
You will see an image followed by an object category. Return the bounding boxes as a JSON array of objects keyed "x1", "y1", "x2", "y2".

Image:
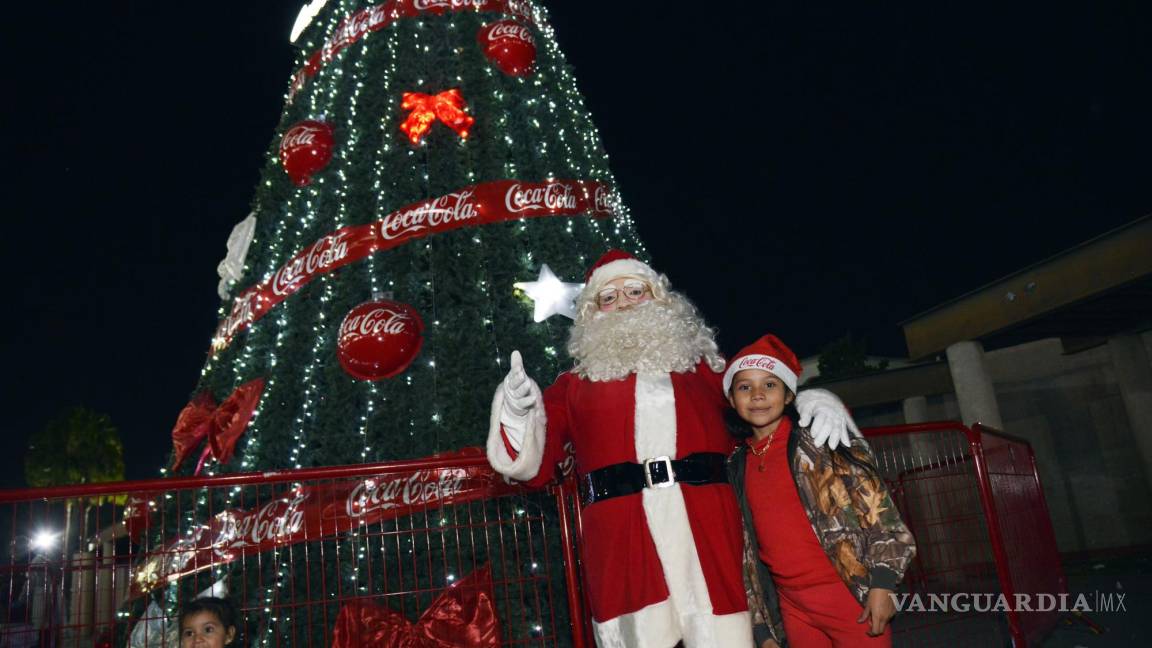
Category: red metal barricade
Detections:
[
  {"x1": 863, "y1": 422, "x2": 1067, "y2": 647},
  {"x1": 0, "y1": 422, "x2": 1065, "y2": 647},
  {"x1": 0, "y1": 452, "x2": 589, "y2": 648}
]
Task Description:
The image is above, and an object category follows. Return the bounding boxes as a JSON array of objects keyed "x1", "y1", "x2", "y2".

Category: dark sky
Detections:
[{"x1": 3, "y1": 2, "x2": 1150, "y2": 488}]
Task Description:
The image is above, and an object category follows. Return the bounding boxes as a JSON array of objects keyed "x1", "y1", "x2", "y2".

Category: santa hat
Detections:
[
  {"x1": 574, "y1": 249, "x2": 665, "y2": 314},
  {"x1": 583, "y1": 249, "x2": 660, "y2": 290},
  {"x1": 722, "y1": 334, "x2": 802, "y2": 394}
]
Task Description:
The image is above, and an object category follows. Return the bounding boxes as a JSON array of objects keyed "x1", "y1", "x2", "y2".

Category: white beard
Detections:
[{"x1": 567, "y1": 292, "x2": 725, "y2": 382}]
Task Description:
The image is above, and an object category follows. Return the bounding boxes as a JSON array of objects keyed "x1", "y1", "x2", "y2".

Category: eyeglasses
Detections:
[{"x1": 597, "y1": 282, "x2": 650, "y2": 307}]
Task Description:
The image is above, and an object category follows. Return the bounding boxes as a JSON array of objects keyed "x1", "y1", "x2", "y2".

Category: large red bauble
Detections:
[
  {"x1": 337, "y1": 300, "x2": 425, "y2": 381},
  {"x1": 279, "y1": 119, "x2": 334, "y2": 186},
  {"x1": 477, "y1": 20, "x2": 536, "y2": 77}
]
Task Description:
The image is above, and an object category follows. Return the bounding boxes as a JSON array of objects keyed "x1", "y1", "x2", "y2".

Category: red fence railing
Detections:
[
  {"x1": 0, "y1": 422, "x2": 1066, "y2": 647},
  {"x1": 0, "y1": 451, "x2": 587, "y2": 648},
  {"x1": 863, "y1": 422, "x2": 1068, "y2": 647}
]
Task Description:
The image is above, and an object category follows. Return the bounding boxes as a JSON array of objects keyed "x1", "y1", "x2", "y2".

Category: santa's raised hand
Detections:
[
  {"x1": 489, "y1": 350, "x2": 545, "y2": 470},
  {"x1": 502, "y1": 350, "x2": 536, "y2": 419}
]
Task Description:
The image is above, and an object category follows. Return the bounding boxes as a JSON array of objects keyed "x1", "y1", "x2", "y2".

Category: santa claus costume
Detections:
[{"x1": 487, "y1": 251, "x2": 853, "y2": 648}]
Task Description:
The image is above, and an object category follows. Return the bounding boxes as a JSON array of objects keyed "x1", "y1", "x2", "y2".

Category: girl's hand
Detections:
[
  {"x1": 857, "y1": 587, "x2": 896, "y2": 636},
  {"x1": 760, "y1": 640, "x2": 780, "y2": 648}
]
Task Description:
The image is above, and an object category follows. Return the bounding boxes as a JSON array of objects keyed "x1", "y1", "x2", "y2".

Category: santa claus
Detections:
[{"x1": 487, "y1": 250, "x2": 857, "y2": 648}]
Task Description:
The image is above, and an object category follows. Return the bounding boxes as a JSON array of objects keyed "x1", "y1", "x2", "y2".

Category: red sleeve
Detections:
[
  {"x1": 699, "y1": 359, "x2": 728, "y2": 404},
  {"x1": 521, "y1": 372, "x2": 575, "y2": 488}
]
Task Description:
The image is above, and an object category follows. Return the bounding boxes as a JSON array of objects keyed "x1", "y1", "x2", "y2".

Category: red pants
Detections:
[{"x1": 778, "y1": 582, "x2": 892, "y2": 648}]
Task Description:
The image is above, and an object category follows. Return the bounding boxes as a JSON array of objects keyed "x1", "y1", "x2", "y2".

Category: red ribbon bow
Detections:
[
  {"x1": 399, "y1": 88, "x2": 474, "y2": 144},
  {"x1": 170, "y1": 378, "x2": 265, "y2": 475},
  {"x1": 331, "y1": 564, "x2": 501, "y2": 648}
]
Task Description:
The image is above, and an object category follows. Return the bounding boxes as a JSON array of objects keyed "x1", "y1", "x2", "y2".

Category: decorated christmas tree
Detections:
[
  {"x1": 181, "y1": 0, "x2": 644, "y2": 479},
  {"x1": 133, "y1": 1, "x2": 647, "y2": 645}
]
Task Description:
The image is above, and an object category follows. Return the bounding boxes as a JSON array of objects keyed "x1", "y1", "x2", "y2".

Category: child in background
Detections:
[
  {"x1": 179, "y1": 596, "x2": 240, "y2": 648},
  {"x1": 723, "y1": 334, "x2": 916, "y2": 648}
]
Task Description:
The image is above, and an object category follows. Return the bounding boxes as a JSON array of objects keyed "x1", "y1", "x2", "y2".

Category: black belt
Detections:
[{"x1": 581, "y1": 452, "x2": 729, "y2": 506}]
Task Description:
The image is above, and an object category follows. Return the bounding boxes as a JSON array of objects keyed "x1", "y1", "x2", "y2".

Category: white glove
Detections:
[
  {"x1": 503, "y1": 351, "x2": 536, "y2": 416},
  {"x1": 795, "y1": 388, "x2": 860, "y2": 451},
  {"x1": 500, "y1": 351, "x2": 539, "y2": 451}
]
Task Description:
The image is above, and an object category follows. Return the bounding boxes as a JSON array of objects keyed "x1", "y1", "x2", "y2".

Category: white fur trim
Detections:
[
  {"x1": 485, "y1": 382, "x2": 547, "y2": 482},
  {"x1": 592, "y1": 599, "x2": 679, "y2": 648},
  {"x1": 625, "y1": 374, "x2": 752, "y2": 647},
  {"x1": 722, "y1": 354, "x2": 798, "y2": 394},
  {"x1": 592, "y1": 601, "x2": 751, "y2": 648},
  {"x1": 587, "y1": 258, "x2": 659, "y2": 293},
  {"x1": 634, "y1": 373, "x2": 677, "y2": 459}
]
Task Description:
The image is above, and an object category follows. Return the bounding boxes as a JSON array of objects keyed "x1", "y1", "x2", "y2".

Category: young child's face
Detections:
[
  {"x1": 728, "y1": 368, "x2": 794, "y2": 434},
  {"x1": 180, "y1": 611, "x2": 235, "y2": 648}
]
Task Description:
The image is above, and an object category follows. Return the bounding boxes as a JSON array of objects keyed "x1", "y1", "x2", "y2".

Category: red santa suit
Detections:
[{"x1": 487, "y1": 360, "x2": 752, "y2": 648}]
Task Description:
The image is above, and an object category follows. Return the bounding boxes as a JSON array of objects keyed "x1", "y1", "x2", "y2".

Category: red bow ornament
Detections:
[
  {"x1": 170, "y1": 378, "x2": 265, "y2": 475},
  {"x1": 331, "y1": 564, "x2": 501, "y2": 648},
  {"x1": 399, "y1": 88, "x2": 474, "y2": 145}
]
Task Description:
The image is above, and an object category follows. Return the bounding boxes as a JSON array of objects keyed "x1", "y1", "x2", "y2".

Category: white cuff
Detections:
[{"x1": 486, "y1": 382, "x2": 547, "y2": 482}]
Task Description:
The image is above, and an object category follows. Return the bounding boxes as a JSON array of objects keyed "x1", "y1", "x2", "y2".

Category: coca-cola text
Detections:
[
  {"x1": 379, "y1": 190, "x2": 478, "y2": 241},
  {"x1": 505, "y1": 182, "x2": 578, "y2": 213},
  {"x1": 341, "y1": 307, "x2": 412, "y2": 341}
]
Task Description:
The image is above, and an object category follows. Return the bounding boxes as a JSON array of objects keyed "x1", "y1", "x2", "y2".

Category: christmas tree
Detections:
[
  {"x1": 139, "y1": 1, "x2": 647, "y2": 645},
  {"x1": 184, "y1": 0, "x2": 644, "y2": 479}
]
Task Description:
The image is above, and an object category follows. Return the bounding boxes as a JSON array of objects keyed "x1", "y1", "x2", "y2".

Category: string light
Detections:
[{"x1": 182, "y1": 4, "x2": 651, "y2": 643}]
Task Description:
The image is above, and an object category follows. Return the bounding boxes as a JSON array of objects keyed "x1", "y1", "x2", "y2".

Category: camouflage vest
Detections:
[{"x1": 728, "y1": 424, "x2": 917, "y2": 646}]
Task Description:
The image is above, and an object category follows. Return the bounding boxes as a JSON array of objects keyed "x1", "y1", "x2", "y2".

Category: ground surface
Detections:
[{"x1": 1041, "y1": 553, "x2": 1150, "y2": 647}]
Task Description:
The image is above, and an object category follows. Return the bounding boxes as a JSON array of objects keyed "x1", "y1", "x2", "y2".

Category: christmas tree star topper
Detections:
[{"x1": 514, "y1": 264, "x2": 582, "y2": 322}]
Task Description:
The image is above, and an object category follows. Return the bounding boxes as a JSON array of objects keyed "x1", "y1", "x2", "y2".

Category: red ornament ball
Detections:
[
  {"x1": 338, "y1": 300, "x2": 425, "y2": 381},
  {"x1": 477, "y1": 20, "x2": 536, "y2": 77},
  {"x1": 279, "y1": 119, "x2": 334, "y2": 187}
]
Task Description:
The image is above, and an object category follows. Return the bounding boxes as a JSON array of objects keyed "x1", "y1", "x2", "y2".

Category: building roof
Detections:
[{"x1": 900, "y1": 215, "x2": 1152, "y2": 359}]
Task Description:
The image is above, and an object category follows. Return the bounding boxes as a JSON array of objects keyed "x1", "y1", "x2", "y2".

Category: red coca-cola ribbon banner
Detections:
[
  {"x1": 331, "y1": 565, "x2": 501, "y2": 648},
  {"x1": 170, "y1": 378, "x2": 266, "y2": 476},
  {"x1": 211, "y1": 178, "x2": 617, "y2": 353},
  {"x1": 399, "y1": 88, "x2": 474, "y2": 144},
  {"x1": 127, "y1": 449, "x2": 520, "y2": 599},
  {"x1": 289, "y1": 0, "x2": 537, "y2": 103}
]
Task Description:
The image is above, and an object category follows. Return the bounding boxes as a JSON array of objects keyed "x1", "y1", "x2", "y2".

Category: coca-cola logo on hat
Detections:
[
  {"x1": 337, "y1": 299, "x2": 425, "y2": 381},
  {"x1": 737, "y1": 356, "x2": 778, "y2": 372}
]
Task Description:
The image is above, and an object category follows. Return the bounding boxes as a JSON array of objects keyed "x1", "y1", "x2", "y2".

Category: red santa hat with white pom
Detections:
[
  {"x1": 584, "y1": 249, "x2": 660, "y2": 289},
  {"x1": 722, "y1": 334, "x2": 802, "y2": 394},
  {"x1": 576, "y1": 249, "x2": 666, "y2": 311}
]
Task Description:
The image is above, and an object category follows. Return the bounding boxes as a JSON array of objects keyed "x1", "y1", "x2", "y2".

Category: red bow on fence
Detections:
[
  {"x1": 331, "y1": 564, "x2": 501, "y2": 648},
  {"x1": 170, "y1": 378, "x2": 265, "y2": 475},
  {"x1": 399, "y1": 88, "x2": 474, "y2": 144}
]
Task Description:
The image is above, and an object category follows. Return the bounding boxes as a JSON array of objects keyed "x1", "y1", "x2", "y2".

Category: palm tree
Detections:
[{"x1": 24, "y1": 407, "x2": 126, "y2": 553}]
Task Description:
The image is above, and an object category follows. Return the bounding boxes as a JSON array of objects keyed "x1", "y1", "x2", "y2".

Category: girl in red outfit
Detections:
[{"x1": 723, "y1": 335, "x2": 917, "y2": 648}]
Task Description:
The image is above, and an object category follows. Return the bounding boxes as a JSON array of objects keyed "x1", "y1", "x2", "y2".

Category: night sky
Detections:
[{"x1": 4, "y1": 2, "x2": 1150, "y2": 488}]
